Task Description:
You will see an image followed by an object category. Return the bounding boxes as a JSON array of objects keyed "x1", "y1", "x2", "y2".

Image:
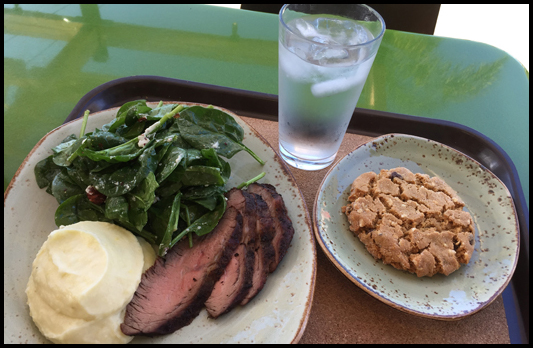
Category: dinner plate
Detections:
[
  {"x1": 313, "y1": 133, "x2": 519, "y2": 320},
  {"x1": 4, "y1": 102, "x2": 316, "y2": 344}
]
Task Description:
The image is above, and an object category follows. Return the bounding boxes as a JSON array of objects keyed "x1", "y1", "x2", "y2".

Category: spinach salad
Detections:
[{"x1": 34, "y1": 100, "x2": 265, "y2": 256}]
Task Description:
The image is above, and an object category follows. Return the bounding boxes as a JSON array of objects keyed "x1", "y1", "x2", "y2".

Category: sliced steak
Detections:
[
  {"x1": 121, "y1": 207, "x2": 243, "y2": 336},
  {"x1": 204, "y1": 189, "x2": 256, "y2": 318},
  {"x1": 240, "y1": 193, "x2": 276, "y2": 305},
  {"x1": 204, "y1": 243, "x2": 253, "y2": 318},
  {"x1": 247, "y1": 183, "x2": 294, "y2": 273}
]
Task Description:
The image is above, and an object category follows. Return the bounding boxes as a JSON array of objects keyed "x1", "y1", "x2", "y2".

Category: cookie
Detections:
[{"x1": 341, "y1": 167, "x2": 475, "y2": 277}]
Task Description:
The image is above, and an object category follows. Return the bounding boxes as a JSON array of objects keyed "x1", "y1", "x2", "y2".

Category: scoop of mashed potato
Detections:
[{"x1": 26, "y1": 221, "x2": 156, "y2": 344}]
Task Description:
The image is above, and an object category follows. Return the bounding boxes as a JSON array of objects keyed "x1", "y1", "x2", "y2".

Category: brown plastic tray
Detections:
[{"x1": 65, "y1": 75, "x2": 529, "y2": 343}]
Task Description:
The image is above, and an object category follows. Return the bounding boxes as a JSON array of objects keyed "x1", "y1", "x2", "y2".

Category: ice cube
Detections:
[
  {"x1": 315, "y1": 17, "x2": 372, "y2": 46},
  {"x1": 310, "y1": 45, "x2": 349, "y2": 64},
  {"x1": 310, "y1": 56, "x2": 376, "y2": 97},
  {"x1": 310, "y1": 72, "x2": 366, "y2": 98},
  {"x1": 279, "y1": 41, "x2": 316, "y2": 82},
  {"x1": 289, "y1": 17, "x2": 373, "y2": 47},
  {"x1": 347, "y1": 24, "x2": 371, "y2": 45},
  {"x1": 292, "y1": 18, "x2": 319, "y2": 39}
]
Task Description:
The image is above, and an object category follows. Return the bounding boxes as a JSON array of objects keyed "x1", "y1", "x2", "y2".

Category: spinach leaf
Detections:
[
  {"x1": 104, "y1": 195, "x2": 153, "y2": 242},
  {"x1": 51, "y1": 134, "x2": 77, "y2": 154},
  {"x1": 156, "y1": 147, "x2": 202, "y2": 186},
  {"x1": 179, "y1": 105, "x2": 244, "y2": 143},
  {"x1": 158, "y1": 192, "x2": 182, "y2": 256},
  {"x1": 65, "y1": 160, "x2": 91, "y2": 188},
  {"x1": 155, "y1": 145, "x2": 186, "y2": 183},
  {"x1": 156, "y1": 179, "x2": 183, "y2": 198},
  {"x1": 182, "y1": 185, "x2": 225, "y2": 200},
  {"x1": 218, "y1": 157, "x2": 231, "y2": 183},
  {"x1": 89, "y1": 142, "x2": 159, "y2": 197},
  {"x1": 117, "y1": 121, "x2": 146, "y2": 139},
  {"x1": 147, "y1": 193, "x2": 182, "y2": 249},
  {"x1": 188, "y1": 196, "x2": 218, "y2": 211},
  {"x1": 70, "y1": 155, "x2": 115, "y2": 174},
  {"x1": 146, "y1": 196, "x2": 170, "y2": 238},
  {"x1": 178, "y1": 106, "x2": 264, "y2": 164},
  {"x1": 157, "y1": 117, "x2": 182, "y2": 138},
  {"x1": 52, "y1": 137, "x2": 86, "y2": 167},
  {"x1": 182, "y1": 185, "x2": 225, "y2": 211},
  {"x1": 107, "y1": 100, "x2": 149, "y2": 132},
  {"x1": 146, "y1": 103, "x2": 179, "y2": 121},
  {"x1": 86, "y1": 130, "x2": 127, "y2": 150},
  {"x1": 184, "y1": 148, "x2": 204, "y2": 166},
  {"x1": 51, "y1": 170, "x2": 85, "y2": 204},
  {"x1": 127, "y1": 171, "x2": 159, "y2": 211},
  {"x1": 125, "y1": 105, "x2": 152, "y2": 127},
  {"x1": 179, "y1": 202, "x2": 209, "y2": 225},
  {"x1": 54, "y1": 194, "x2": 110, "y2": 227},
  {"x1": 178, "y1": 119, "x2": 243, "y2": 158},
  {"x1": 181, "y1": 165, "x2": 226, "y2": 186},
  {"x1": 127, "y1": 208, "x2": 149, "y2": 235},
  {"x1": 78, "y1": 123, "x2": 182, "y2": 164},
  {"x1": 34, "y1": 155, "x2": 63, "y2": 194},
  {"x1": 78, "y1": 137, "x2": 142, "y2": 163},
  {"x1": 55, "y1": 194, "x2": 83, "y2": 226},
  {"x1": 66, "y1": 156, "x2": 117, "y2": 189},
  {"x1": 200, "y1": 148, "x2": 222, "y2": 168},
  {"x1": 178, "y1": 118, "x2": 264, "y2": 165},
  {"x1": 104, "y1": 195, "x2": 129, "y2": 222},
  {"x1": 192, "y1": 194, "x2": 226, "y2": 236},
  {"x1": 169, "y1": 193, "x2": 226, "y2": 249}
]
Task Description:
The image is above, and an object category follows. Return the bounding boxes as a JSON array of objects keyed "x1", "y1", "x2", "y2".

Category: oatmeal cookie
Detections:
[{"x1": 341, "y1": 167, "x2": 475, "y2": 277}]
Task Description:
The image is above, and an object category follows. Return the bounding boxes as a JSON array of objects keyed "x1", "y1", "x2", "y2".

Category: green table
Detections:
[
  {"x1": 4, "y1": 4, "x2": 528, "y2": 206},
  {"x1": 3, "y1": 4, "x2": 529, "y2": 343}
]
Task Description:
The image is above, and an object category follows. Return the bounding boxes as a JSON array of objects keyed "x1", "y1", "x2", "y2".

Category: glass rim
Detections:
[{"x1": 279, "y1": 4, "x2": 386, "y2": 48}]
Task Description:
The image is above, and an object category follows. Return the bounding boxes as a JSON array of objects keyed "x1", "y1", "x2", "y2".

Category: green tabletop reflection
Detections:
[{"x1": 3, "y1": 4, "x2": 529, "y2": 207}]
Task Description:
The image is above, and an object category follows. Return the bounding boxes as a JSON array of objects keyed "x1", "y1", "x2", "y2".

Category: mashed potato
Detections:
[{"x1": 26, "y1": 221, "x2": 156, "y2": 344}]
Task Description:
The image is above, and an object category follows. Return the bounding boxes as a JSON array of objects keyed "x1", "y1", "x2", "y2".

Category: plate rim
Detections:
[
  {"x1": 312, "y1": 132, "x2": 520, "y2": 320},
  {"x1": 4, "y1": 101, "x2": 317, "y2": 344}
]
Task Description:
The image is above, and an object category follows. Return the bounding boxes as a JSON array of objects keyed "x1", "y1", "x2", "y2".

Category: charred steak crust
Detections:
[
  {"x1": 254, "y1": 194, "x2": 276, "y2": 250},
  {"x1": 206, "y1": 243, "x2": 255, "y2": 318},
  {"x1": 240, "y1": 193, "x2": 276, "y2": 305},
  {"x1": 205, "y1": 189, "x2": 257, "y2": 318},
  {"x1": 247, "y1": 183, "x2": 295, "y2": 273},
  {"x1": 121, "y1": 207, "x2": 243, "y2": 336}
]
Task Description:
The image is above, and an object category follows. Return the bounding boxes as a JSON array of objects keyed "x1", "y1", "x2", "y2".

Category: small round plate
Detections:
[{"x1": 313, "y1": 133, "x2": 519, "y2": 320}]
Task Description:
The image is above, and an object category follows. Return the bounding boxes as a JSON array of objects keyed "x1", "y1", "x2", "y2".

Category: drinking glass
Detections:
[{"x1": 278, "y1": 4, "x2": 385, "y2": 170}]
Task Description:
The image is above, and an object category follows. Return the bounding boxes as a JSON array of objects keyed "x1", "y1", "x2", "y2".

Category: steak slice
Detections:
[
  {"x1": 121, "y1": 207, "x2": 243, "y2": 336},
  {"x1": 204, "y1": 243, "x2": 253, "y2": 318},
  {"x1": 247, "y1": 183, "x2": 294, "y2": 273},
  {"x1": 205, "y1": 189, "x2": 256, "y2": 318},
  {"x1": 240, "y1": 193, "x2": 276, "y2": 305}
]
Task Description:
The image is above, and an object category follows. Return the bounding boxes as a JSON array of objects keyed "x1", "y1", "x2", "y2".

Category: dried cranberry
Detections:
[{"x1": 85, "y1": 185, "x2": 107, "y2": 205}]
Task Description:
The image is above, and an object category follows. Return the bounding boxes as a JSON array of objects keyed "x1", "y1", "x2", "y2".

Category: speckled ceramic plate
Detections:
[
  {"x1": 4, "y1": 102, "x2": 316, "y2": 344},
  {"x1": 313, "y1": 133, "x2": 519, "y2": 320}
]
